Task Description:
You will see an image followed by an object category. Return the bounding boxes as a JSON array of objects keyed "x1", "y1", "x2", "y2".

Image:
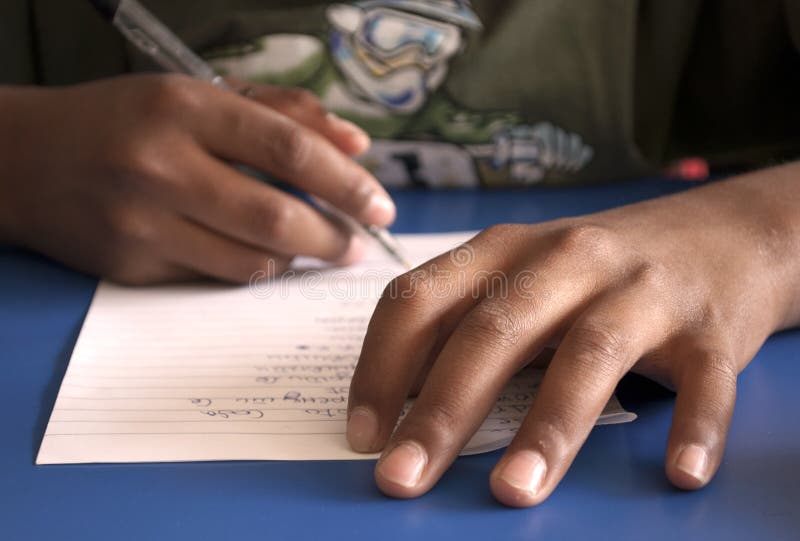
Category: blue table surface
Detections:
[{"x1": 1, "y1": 179, "x2": 798, "y2": 540}]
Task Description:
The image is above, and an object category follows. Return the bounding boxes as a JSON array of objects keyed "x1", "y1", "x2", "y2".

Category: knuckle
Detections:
[
  {"x1": 698, "y1": 301, "x2": 730, "y2": 332},
  {"x1": 521, "y1": 417, "x2": 574, "y2": 455},
  {"x1": 568, "y1": 322, "x2": 630, "y2": 379},
  {"x1": 461, "y1": 299, "x2": 526, "y2": 348},
  {"x1": 380, "y1": 274, "x2": 408, "y2": 302},
  {"x1": 631, "y1": 261, "x2": 669, "y2": 290},
  {"x1": 141, "y1": 74, "x2": 200, "y2": 118},
  {"x1": 257, "y1": 200, "x2": 296, "y2": 241},
  {"x1": 108, "y1": 207, "x2": 158, "y2": 246},
  {"x1": 474, "y1": 223, "x2": 526, "y2": 258},
  {"x1": 480, "y1": 223, "x2": 524, "y2": 243},
  {"x1": 382, "y1": 268, "x2": 434, "y2": 304},
  {"x1": 417, "y1": 401, "x2": 461, "y2": 451},
  {"x1": 103, "y1": 138, "x2": 180, "y2": 196},
  {"x1": 552, "y1": 223, "x2": 616, "y2": 257},
  {"x1": 697, "y1": 350, "x2": 738, "y2": 393},
  {"x1": 115, "y1": 146, "x2": 171, "y2": 189},
  {"x1": 681, "y1": 348, "x2": 738, "y2": 436},
  {"x1": 341, "y1": 177, "x2": 376, "y2": 214},
  {"x1": 271, "y1": 123, "x2": 313, "y2": 172},
  {"x1": 286, "y1": 87, "x2": 320, "y2": 110},
  {"x1": 220, "y1": 105, "x2": 250, "y2": 142}
]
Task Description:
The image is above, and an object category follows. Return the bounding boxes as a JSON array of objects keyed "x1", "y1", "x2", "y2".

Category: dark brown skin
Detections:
[
  {"x1": 346, "y1": 164, "x2": 800, "y2": 507},
  {"x1": 0, "y1": 74, "x2": 395, "y2": 283},
  {"x1": 1, "y1": 74, "x2": 799, "y2": 508}
]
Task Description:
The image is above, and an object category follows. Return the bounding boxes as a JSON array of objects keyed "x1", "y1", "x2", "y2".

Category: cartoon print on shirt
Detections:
[{"x1": 206, "y1": 0, "x2": 593, "y2": 187}]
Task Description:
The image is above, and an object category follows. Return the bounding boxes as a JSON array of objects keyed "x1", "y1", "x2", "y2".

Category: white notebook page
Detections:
[{"x1": 37, "y1": 232, "x2": 634, "y2": 464}]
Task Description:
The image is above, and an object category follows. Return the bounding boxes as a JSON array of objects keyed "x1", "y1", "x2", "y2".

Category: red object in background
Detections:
[{"x1": 665, "y1": 157, "x2": 710, "y2": 181}]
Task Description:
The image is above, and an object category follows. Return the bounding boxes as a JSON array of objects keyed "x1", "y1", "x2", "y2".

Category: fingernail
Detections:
[
  {"x1": 347, "y1": 406, "x2": 378, "y2": 452},
  {"x1": 377, "y1": 441, "x2": 427, "y2": 488},
  {"x1": 365, "y1": 193, "x2": 396, "y2": 226},
  {"x1": 336, "y1": 235, "x2": 366, "y2": 266},
  {"x1": 675, "y1": 444, "x2": 709, "y2": 483},
  {"x1": 497, "y1": 451, "x2": 547, "y2": 496}
]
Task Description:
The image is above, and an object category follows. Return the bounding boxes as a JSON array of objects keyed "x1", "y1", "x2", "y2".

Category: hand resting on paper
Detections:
[
  {"x1": 0, "y1": 74, "x2": 395, "y2": 283},
  {"x1": 347, "y1": 164, "x2": 800, "y2": 507}
]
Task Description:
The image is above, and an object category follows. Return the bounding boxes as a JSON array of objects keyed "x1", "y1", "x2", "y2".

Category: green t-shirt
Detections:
[{"x1": 3, "y1": 0, "x2": 800, "y2": 187}]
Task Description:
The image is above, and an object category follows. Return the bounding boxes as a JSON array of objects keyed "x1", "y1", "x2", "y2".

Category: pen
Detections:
[{"x1": 87, "y1": 0, "x2": 411, "y2": 269}]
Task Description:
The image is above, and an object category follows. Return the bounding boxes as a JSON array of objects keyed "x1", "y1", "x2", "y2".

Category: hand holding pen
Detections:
[
  {"x1": 0, "y1": 5, "x2": 401, "y2": 285},
  {"x1": 88, "y1": 0, "x2": 410, "y2": 269}
]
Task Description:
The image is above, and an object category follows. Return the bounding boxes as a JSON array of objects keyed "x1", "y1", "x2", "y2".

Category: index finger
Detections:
[
  {"x1": 231, "y1": 82, "x2": 371, "y2": 157},
  {"x1": 193, "y1": 87, "x2": 395, "y2": 227},
  {"x1": 346, "y1": 251, "x2": 478, "y2": 452}
]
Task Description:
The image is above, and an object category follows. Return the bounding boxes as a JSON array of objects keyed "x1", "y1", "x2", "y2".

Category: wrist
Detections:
[
  {"x1": 719, "y1": 164, "x2": 800, "y2": 331},
  {"x1": 608, "y1": 164, "x2": 800, "y2": 335}
]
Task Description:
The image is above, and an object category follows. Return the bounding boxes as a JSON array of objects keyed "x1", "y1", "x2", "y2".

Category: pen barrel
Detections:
[{"x1": 111, "y1": 0, "x2": 224, "y2": 85}]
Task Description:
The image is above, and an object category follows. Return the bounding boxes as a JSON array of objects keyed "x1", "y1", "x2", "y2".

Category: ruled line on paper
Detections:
[{"x1": 37, "y1": 232, "x2": 636, "y2": 465}]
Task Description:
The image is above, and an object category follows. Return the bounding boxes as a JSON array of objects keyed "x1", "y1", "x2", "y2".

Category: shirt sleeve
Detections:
[
  {"x1": 785, "y1": 0, "x2": 800, "y2": 53},
  {"x1": 0, "y1": 0, "x2": 38, "y2": 84}
]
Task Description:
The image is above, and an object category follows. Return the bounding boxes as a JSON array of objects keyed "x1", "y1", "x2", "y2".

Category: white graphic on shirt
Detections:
[{"x1": 208, "y1": 0, "x2": 593, "y2": 187}]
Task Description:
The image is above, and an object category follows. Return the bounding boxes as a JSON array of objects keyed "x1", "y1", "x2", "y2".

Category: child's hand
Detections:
[
  {"x1": 347, "y1": 166, "x2": 800, "y2": 506},
  {"x1": 0, "y1": 74, "x2": 394, "y2": 283}
]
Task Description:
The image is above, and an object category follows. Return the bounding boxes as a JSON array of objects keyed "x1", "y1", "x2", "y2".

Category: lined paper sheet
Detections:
[{"x1": 37, "y1": 232, "x2": 635, "y2": 464}]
